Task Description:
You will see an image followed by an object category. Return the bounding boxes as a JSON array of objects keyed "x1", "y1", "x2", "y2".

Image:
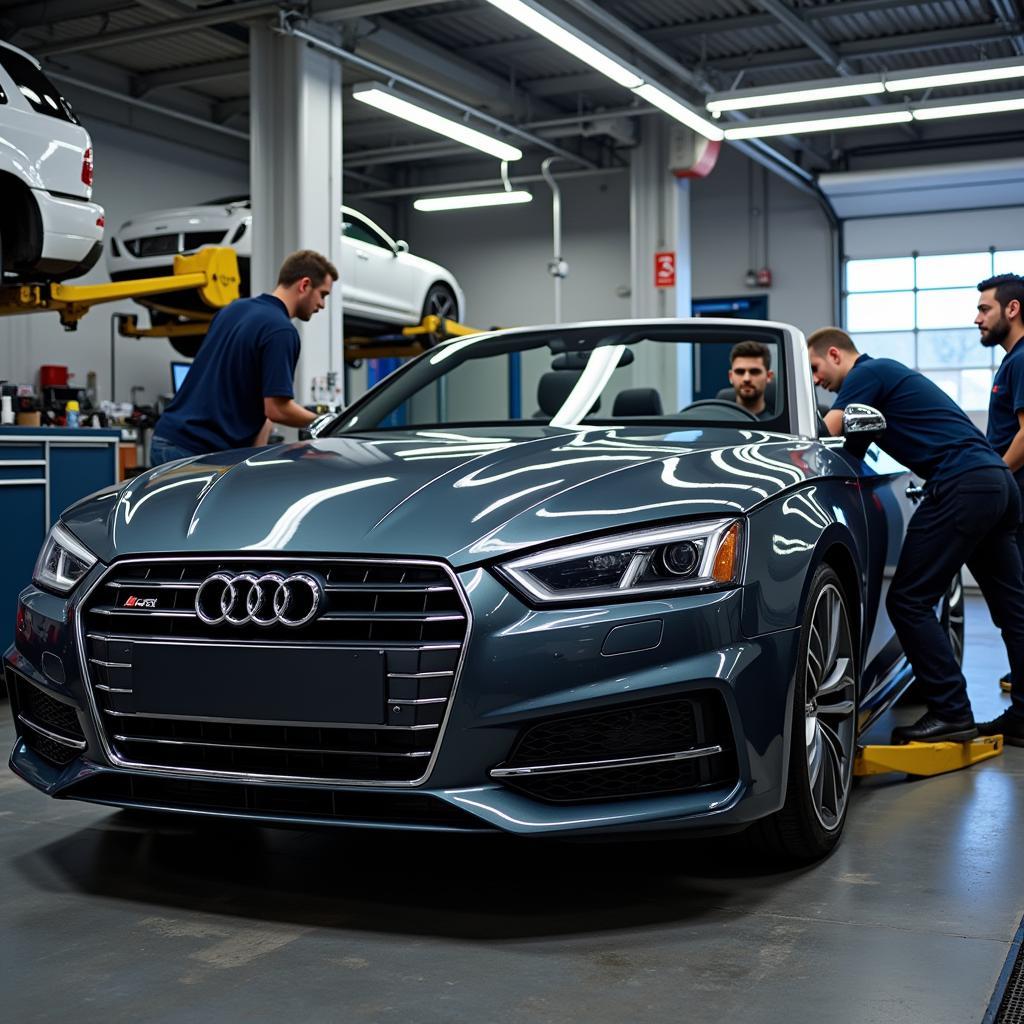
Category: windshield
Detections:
[{"x1": 333, "y1": 324, "x2": 794, "y2": 435}]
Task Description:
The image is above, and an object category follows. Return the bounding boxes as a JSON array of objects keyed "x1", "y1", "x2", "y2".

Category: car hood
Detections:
[{"x1": 62, "y1": 427, "x2": 842, "y2": 567}]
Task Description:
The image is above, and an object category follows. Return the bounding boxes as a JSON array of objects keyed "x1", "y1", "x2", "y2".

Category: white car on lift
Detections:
[
  {"x1": 0, "y1": 41, "x2": 104, "y2": 281},
  {"x1": 106, "y1": 198, "x2": 465, "y2": 336}
]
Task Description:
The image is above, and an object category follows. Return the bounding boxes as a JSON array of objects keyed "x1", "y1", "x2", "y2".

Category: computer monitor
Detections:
[{"x1": 171, "y1": 361, "x2": 191, "y2": 394}]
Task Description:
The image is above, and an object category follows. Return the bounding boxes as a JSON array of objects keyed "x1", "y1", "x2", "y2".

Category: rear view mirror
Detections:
[{"x1": 843, "y1": 403, "x2": 886, "y2": 436}]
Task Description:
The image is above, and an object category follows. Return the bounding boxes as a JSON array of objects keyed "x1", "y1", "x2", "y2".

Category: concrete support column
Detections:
[
  {"x1": 250, "y1": 23, "x2": 344, "y2": 404},
  {"x1": 629, "y1": 119, "x2": 693, "y2": 406}
]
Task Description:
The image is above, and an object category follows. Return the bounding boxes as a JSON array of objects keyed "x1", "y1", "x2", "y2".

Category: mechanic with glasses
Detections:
[
  {"x1": 807, "y1": 325, "x2": 1024, "y2": 746},
  {"x1": 149, "y1": 249, "x2": 336, "y2": 467}
]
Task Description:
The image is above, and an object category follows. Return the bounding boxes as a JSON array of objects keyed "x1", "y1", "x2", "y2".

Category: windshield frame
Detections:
[{"x1": 327, "y1": 320, "x2": 805, "y2": 438}]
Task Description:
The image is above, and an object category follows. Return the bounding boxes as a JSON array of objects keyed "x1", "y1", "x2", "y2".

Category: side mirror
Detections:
[
  {"x1": 395, "y1": 239, "x2": 410, "y2": 254},
  {"x1": 302, "y1": 412, "x2": 335, "y2": 441},
  {"x1": 842, "y1": 403, "x2": 886, "y2": 436}
]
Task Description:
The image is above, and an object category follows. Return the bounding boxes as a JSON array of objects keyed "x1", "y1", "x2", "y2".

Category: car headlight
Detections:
[
  {"x1": 33, "y1": 523, "x2": 99, "y2": 594},
  {"x1": 499, "y1": 518, "x2": 743, "y2": 604}
]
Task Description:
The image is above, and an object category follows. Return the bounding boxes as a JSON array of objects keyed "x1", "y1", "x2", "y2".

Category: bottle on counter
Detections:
[
  {"x1": 65, "y1": 399, "x2": 80, "y2": 428},
  {"x1": 0, "y1": 395, "x2": 14, "y2": 425}
]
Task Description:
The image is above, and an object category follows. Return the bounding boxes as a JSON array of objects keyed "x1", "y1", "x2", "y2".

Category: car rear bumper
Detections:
[{"x1": 34, "y1": 188, "x2": 103, "y2": 273}]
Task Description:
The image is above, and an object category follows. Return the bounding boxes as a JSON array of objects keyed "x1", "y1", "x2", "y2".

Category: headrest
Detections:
[
  {"x1": 537, "y1": 371, "x2": 601, "y2": 417},
  {"x1": 612, "y1": 388, "x2": 663, "y2": 416}
]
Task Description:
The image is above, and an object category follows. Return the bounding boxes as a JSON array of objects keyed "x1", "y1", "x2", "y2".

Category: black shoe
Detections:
[
  {"x1": 891, "y1": 711, "x2": 978, "y2": 745},
  {"x1": 977, "y1": 711, "x2": 1024, "y2": 747}
]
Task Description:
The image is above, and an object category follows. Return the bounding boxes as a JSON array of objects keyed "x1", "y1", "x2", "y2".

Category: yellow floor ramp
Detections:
[{"x1": 854, "y1": 734, "x2": 1003, "y2": 778}]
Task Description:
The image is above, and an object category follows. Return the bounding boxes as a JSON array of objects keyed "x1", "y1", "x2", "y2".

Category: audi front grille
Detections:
[{"x1": 78, "y1": 557, "x2": 470, "y2": 786}]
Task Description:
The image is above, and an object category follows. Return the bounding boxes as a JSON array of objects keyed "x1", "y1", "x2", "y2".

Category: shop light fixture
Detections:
[
  {"x1": 886, "y1": 58, "x2": 1024, "y2": 93},
  {"x1": 352, "y1": 86, "x2": 523, "y2": 161},
  {"x1": 912, "y1": 95, "x2": 1024, "y2": 121},
  {"x1": 481, "y1": 0, "x2": 642, "y2": 89},
  {"x1": 483, "y1": 0, "x2": 722, "y2": 141},
  {"x1": 723, "y1": 108, "x2": 913, "y2": 140},
  {"x1": 634, "y1": 83, "x2": 724, "y2": 141},
  {"x1": 707, "y1": 58, "x2": 1024, "y2": 115},
  {"x1": 413, "y1": 190, "x2": 533, "y2": 211},
  {"x1": 707, "y1": 79, "x2": 884, "y2": 113}
]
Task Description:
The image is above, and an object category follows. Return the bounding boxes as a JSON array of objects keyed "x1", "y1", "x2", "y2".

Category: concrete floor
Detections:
[{"x1": 2, "y1": 595, "x2": 1022, "y2": 1024}]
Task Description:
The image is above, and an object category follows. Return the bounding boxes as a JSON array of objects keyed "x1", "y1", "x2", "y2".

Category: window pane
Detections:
[
  {"x1": 926, "y1": 370, "x2": 960, "y2": 404},
  {"x1": 916, "y1": 252, "x2": 991, "y2": 289},
  {"x1": 846, "y1": 291, "x2": 915, "y2": 332},
  {"x1": 846, "y1": 257, "x2": 914, "y2": 293},
  {"x1": 917, "y1": 328, "x2": 991, "y2": 369},
  {"x1": 994, "y1": 250, "x2": 1024, "y2": 276},
  {"x1": 961, "y1": 369, "x2": 996, "y2": 412},
  {"x1": 850, "y1": 331, "x2": 914, "y2": 365},
  {"x1": 916, "y1": 288, "x2": 977, "y2": 330}
]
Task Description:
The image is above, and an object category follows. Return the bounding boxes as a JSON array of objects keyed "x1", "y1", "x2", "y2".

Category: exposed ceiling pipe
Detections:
[{"x1": 350, "y1": 165, "x2": 625, "y2": 200}]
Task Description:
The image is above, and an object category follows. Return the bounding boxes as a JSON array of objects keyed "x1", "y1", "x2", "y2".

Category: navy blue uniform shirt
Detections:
[
  {"x1": 155, "y1": 294, "x2": 300, "y2": 454},
  {"x1": 987, "y1": 341, "x2": 1024, "y2": 456},
  {"x1": 832, "y1": 354, "x2": 1004, "y2": 485}
]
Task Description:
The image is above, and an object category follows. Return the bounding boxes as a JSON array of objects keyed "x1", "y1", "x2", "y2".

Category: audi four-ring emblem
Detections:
[{"x1": 194, "y1": 571, "x2": 324, "y2": 628}]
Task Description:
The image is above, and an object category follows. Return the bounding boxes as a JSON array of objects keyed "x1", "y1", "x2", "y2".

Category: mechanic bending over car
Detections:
[
  {"x1": 976, "y1": 274, "x2": 1024, "y2": 699},
  {"x1": 149, "y1": 249, "x2": 336, "y2": 467},
  {"x1": 727, "y1": 340, "x2": 776, "y2": 420},
  {"x1": 807, "y1": 326, "x2": 1024, "y2": 747}
]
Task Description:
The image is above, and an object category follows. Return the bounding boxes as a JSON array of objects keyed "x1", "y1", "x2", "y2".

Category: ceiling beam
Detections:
[
  {"x1": 135, "y1": 58, "x2": 251, "y2": 96},
  {"x1": 29, "y1": 0, "x2": 283, "y2": 58},
  {"x1": 0, "y1": 0, "x2": 136, "y2": 34},
  {"x1": 755, "y1": 0, "x2": 854, "y2": 75},
  {"x1": 311, "y1": 0, "x2": 458, "y2": 20}
]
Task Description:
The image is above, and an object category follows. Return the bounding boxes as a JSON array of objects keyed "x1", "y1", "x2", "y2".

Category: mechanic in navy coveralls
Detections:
[
  {"x1": 977, "y1": 274, "x2": 1024, "y2": 723},
  {"x1": 149, "y1": 249, "x2": 337, "y2": 467},
  {"x1": 806, "y1": 326, "x2": 1024, "y2": 746}
]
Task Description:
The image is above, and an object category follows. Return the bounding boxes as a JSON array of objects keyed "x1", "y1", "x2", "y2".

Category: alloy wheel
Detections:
[
  {"x1": 943, "y1": 573, "x2": 965, "y2": 666},
  {"x1": 804, "y1": 583, "x2": 857, "y2": 831},
  {"x1": 425, "y1": 287, "x2": 456, "y2": 321}
]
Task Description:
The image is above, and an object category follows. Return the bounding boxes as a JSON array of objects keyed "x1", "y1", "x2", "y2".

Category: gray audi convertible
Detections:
[{"x1": 5, "y1": 319, "x2": 962, "y2": 862}]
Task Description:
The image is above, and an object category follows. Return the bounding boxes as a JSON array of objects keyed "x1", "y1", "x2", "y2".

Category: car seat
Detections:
[
  {"x1": 534, "y1": 371, "x2": 602, "y2": 418},
  {"x1": 612, "y1": 388, "x2": 663, "y2": 416}
]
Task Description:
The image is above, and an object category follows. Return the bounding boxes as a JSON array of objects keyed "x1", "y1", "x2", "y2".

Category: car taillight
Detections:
[
  {"x1": 82, "y1": 147, "x2": 93, "y2": 187},
  {"x1": 96, "y1": 215, "x2": 105, "y2": 228}
]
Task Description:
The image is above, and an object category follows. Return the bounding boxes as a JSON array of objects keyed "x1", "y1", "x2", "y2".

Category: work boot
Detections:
[
  {"x1": 891, "y1": 711, "x2": 978, "y2": 745},
  {"x1": 977, "y1": 710, "x2": 1024, "y2": 748},
  {"x1": 1000, "y1": 674, "x2": 1013, "y2": 694}
]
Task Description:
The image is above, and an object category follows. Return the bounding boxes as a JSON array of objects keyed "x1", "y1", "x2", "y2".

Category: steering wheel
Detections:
[{"x1": 678, "y1": 399, "x2": 760, "y2": 422}]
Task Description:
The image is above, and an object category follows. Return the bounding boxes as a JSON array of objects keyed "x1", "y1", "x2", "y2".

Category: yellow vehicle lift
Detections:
[
  {"x1": 343, "y1": 314, "x2": 485, "y2": 361},
  {"x1": 0, "y1": 247, "x2": 241, "y2": 330},
  {"x1": 854, "y1": 734, "x2": 1003, "y2": 778}
]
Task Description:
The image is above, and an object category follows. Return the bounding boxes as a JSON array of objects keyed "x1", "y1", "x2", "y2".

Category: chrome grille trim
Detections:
[
  {"x1": 76, "y1": 554, "x2": 472, "y2": 787},
  {"x1": 17, "y1": 713, "x2": 88, "y2": 751},
  {"x1": 489, "y1": 746, "x2": 724, "y2": 778},
  {"x1": 112, "y1": 735, "x2": 434, "y2": 758},
  {"x1": 95, "y1": 683, "x2": 133, "y2": 694},
  {"x1": 99, "y1": 706, "x2": 442, "y2": 730},
  {"x1": 90, "y1": 658, "x2": 131, "y2": 669}
]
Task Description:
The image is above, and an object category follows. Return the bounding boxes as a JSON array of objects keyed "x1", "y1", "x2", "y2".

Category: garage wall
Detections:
[
  {"x1": 0, "y1": 119, "x2": 248, "y2": 404},
  {"x1": 844, "y1": 206, "x2": 1024, "y2": 258},
  {"x1": 690, "y1": 146, "x2": 836, "y2": 334}
]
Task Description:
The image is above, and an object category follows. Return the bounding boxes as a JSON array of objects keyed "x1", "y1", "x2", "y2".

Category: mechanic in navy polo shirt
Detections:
[
  {"x1": 977, "y1": 274, "x2": 1024, "y2": 713},
  {"x1": 149, "y1": 249, "x2": 337, "y2": 466},
  {"x1": 807, "y1": 326, "x2": 1024, "y2": 745}
]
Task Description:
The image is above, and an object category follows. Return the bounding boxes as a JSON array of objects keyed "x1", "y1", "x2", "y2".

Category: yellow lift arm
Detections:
[
  {"x1": 854, "y1": 734, "x2": 1003, "y2": 778},
  {"x1": 0, "y1": 247, "x2": 240, "y2": 330}
]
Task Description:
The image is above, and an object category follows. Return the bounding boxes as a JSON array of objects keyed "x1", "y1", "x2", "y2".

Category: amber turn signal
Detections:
[{"x1": 712, "y1": 522, "x2": 741, "y2": 583}]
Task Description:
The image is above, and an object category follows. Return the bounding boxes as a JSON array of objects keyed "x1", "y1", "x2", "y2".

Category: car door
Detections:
[
  {"x1": 850, "y1": 441, "x2": 919, "y2": 712},
  {"x1": 342, "y1": 210, "x2": 416, "y2": 323}
]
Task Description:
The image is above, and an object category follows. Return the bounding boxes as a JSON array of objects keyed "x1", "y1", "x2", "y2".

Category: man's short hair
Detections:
[
  {"x1": 277, "y1": 249, "x2": 339, "y2": 288},
  {"x1": 730, "y1": 340, "x2": 771, "y2": 369},
  {"x1": 978, "y1": 273, "x2": 1024, "y2": 314},
  {"x1": 806, "y1": 326, "x2": 857, "y2": 356}
]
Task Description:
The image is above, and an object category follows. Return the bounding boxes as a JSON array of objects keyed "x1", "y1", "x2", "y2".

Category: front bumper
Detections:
[{"x1": 7, "y1": 567, "x2": 800, "y2": 838}]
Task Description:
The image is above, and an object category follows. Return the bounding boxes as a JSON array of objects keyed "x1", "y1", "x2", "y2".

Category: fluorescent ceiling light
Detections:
[
  {"x1": 707, "y1": 80, "x2": 884, "y2": 113},
  {"x1": 887, "y1": 61, "x2": 1024, "y2": 93},
  {"x1": 414, "y1": 190, "x2": 533, "y2": 211},
  {"x1": 723, "y1": 109, "x2": 913, "y2": 140},
  {"x1": 913, "y1": 96, "x2": 1024, "y2": 120},
  {"x1": 352, "y1": 86, "x2": 523, "y2": 161},
  {"x1": 634, "y1": 83, "x2": 724, "y2": 141},
  {"x1": 483, "y1": 0, "x2": 642, "y2": 89}
]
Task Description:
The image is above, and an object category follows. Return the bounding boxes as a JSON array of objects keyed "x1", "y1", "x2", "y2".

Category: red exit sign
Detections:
[{"x1": 655, "y1": 251, "x2": 676, "y2": 288}]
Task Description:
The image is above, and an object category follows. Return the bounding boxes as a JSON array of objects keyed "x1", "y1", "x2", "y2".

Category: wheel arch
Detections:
[{"x1": 0, "y1": 171, "x2": 44, "y2": 269}]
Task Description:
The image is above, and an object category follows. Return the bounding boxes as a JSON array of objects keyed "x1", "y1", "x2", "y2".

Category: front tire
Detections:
[{"x1": 752, "y1": 565, "x2": 858, "y2": 864}]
